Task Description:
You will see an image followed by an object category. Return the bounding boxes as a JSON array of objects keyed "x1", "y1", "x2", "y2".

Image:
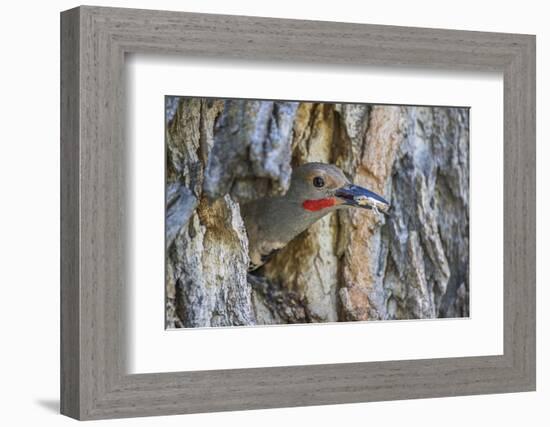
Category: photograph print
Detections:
[{"x1": 165, "y1": 96, "x2": 470, "y2": 328}]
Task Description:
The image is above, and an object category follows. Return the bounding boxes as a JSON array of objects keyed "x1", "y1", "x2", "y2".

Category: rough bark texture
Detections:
[{"x1": 165, "y1": 97, "x2": 469, "y2": 328}]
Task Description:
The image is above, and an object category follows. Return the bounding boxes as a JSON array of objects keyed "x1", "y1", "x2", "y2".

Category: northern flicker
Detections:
[{"x1": 241, "y1": 162, "x2": 390, "y2": 271}]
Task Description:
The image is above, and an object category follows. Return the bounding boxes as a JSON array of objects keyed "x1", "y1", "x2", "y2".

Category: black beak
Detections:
[{"x1": 335, "y1": 184, "x2": 390, "y2": 212}]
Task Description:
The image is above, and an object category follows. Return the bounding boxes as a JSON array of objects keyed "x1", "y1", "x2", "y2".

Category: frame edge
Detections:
[{"x1": 60, "y1": 6, "x2": 82, "y2": 420}]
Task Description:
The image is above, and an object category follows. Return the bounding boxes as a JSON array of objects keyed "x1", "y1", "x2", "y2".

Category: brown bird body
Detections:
[{"x1": 241, "y1": 163, "x2": 389, "y2": 270}]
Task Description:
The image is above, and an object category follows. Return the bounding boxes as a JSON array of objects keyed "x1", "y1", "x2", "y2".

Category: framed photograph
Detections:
[{"x1": 60, "y1": 6, "x2": 536, "y2": 420}]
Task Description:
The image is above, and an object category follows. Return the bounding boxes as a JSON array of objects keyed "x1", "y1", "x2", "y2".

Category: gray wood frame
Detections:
[{"x1": 60, "y1": 5, "x2": 536, "y2": 420}]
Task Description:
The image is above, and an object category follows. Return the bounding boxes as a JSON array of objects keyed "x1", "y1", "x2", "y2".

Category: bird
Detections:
[{"x1": 241, "y1": 162, "x2": 390, "y2": 271}]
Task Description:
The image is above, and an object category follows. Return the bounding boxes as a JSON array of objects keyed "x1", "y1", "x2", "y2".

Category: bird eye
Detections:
[{"x1": 313, "y1": 176, "x2": 325, "y2": 188}]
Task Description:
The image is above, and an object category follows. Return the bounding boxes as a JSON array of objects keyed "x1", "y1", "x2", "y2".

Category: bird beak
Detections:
[{"x1": 335, "y1": 184, "x2": 390, "y2": 212}]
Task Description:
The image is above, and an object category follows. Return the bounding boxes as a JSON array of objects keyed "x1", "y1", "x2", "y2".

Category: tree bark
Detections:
[{"x1": 165, "y1": 97, "x2": 469, "y2": 328}]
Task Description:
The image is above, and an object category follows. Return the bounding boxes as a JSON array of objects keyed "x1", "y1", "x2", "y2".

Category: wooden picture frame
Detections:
[{"x1": 60, "y1": 5, "x2": 536, "y2": 420}]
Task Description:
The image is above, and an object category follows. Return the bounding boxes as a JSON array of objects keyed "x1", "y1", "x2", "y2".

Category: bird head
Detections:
[
  {"x1": 241, "y1": 162, "x2": 390, "y2": 270},
  {"x1": 285, "y1": 163, "x2": 390, "y2": 214}
]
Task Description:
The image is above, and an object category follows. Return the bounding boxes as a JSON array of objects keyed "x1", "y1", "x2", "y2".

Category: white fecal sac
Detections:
[
  {"x1": 355, "y1": 195, "x2": 369, "y2": 206},
  {"x1": 355, "y1": 195, "x2": 389, "y2": 212}
]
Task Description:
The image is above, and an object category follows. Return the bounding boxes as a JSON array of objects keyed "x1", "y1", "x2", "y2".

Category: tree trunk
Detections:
[{"x1": 165, "y1": 97, "x2": 469, "y2": 328}]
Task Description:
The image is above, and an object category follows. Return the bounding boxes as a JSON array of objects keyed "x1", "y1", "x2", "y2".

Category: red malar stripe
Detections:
[{"x1": 303, "y1": 198, "x2": 336, "y2": 211}]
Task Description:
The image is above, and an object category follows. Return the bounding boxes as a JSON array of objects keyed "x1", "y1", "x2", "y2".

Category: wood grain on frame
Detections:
[{"x1": 60, "y1": 6, "x2": 536, "y2": 420}]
